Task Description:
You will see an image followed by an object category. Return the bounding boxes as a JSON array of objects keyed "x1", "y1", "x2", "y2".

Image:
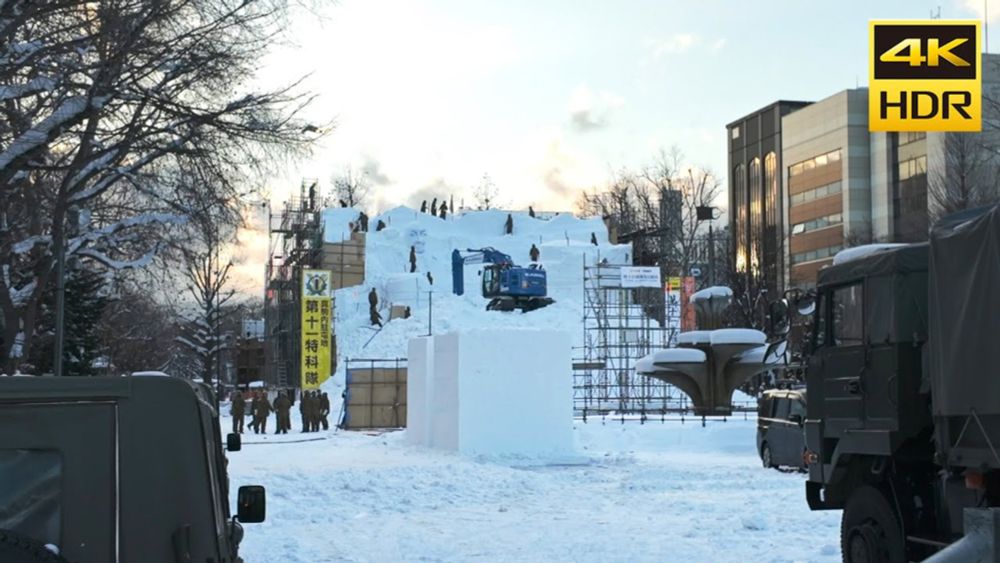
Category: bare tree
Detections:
[
  {"x1": 331, "y1": 165, "x2": 371, "y2": 209},
  {"x1": 0, "y1": 0, "x2": 319, "y2": 369},
  {"x1": 473, "y1": 173, "x2": 499, "y2": 210},
  {"x1": 577, "y1": 148, "x2": 722, "y2": 277},
  {"x1": 929, "y1": 132, "x2": 1000, "y2": 221}
]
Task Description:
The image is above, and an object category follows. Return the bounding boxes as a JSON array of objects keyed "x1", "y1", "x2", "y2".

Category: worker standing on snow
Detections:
[
  {"x1": 420, "y1": 200, "x2": 427, "y2": 213},
  {"x1": 376, "y1": 219, "x2": 386, "y2": 231},
  {"x1": 590, "y1": 232, "x2": 598, "y2": 246},
  {"x1": 358, "y1": 212, "x2": 369, "y2": 232},
  {"x1": 319, "y1": 392, "x2": 331, "y2": 430},
  {"x1": 231, "y1": 390, "x2": 245, "y2": 434},
  {"x1": 299, "y1": 390, "x2": 309, "y2": 432},
  {"x1": 431, "y1": 198, "x2": 438, "y2": 216},
  {"x1": 273, "y1": 391, "x2": 291, "y2": 434},
  {"x1": 439, "y1": 201, "x2": 448, "y2": 219},
  {"x1": 368, "y1": 287, "x2": 382, "y2": 327},
  {"x1": 504, "y1": 213, "x2": 513, "y2": 235},
  {"x1": 254, "y1": 392, "x2": 272, "y2": 434},
  {"x1": 426, "y1": 271, "x2": 434, "y2": 285},
  {"x1": 528, "y1": 206, "x2": 535, "y2": 218},
  {"x1": 409, "y1": 245, "x2": 417, "y2": 273},
  {"x1": 529, "y1": 244, "x2": 540, "y2": 262},
  {"x1": 248, "y1": 392, "x2": 259, "y2": 433}
]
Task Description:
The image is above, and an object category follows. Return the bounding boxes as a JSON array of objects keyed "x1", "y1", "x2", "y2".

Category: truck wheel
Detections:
[
  {"x1": 761, "y1": 443, "x2": 775, "y2": 469},
  {"x1": 0, "y1": 529, "x2": 70, "y2": 563},
  {"x1": 840, "y1": 486, "x2": 905, "y2": 563}
]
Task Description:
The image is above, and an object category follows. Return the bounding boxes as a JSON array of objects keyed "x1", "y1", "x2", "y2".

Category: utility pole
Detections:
[{"x1": 52, "y1": 231, "x2": 66, "y2": 377}]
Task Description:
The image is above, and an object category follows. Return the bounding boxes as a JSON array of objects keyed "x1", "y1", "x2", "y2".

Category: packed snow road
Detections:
[{"x1": 224, "y1": 416, "x2": 841, "y2": 562}]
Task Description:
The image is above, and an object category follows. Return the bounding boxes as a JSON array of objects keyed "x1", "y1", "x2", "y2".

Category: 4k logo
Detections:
[{"x1": 869, "y1": 20, "x2": 981, "y2": 132}]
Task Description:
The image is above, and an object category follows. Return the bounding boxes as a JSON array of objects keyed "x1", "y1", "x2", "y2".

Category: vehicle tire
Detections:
[
  {"x1": 761, "y1": 443, "x2": 775, "y2": 469},
  {"x1": 0, "y1": 529, "x2": 70, "y2": 563},
  {"x1": 840, "y1": 486, "x2": 906, "y2": 563}
]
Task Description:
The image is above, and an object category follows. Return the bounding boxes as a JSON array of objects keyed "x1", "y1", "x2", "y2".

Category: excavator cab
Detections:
[{"x1": 482, "y1": 264, "x2": 503, "y2": 297}]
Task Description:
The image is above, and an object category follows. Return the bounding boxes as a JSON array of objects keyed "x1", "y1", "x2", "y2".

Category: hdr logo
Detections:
[{"x1": 869, "y1": 20, "x2": 981, "y2": 132}]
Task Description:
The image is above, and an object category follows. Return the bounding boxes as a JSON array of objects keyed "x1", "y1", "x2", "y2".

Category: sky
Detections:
[{"x1": 230, "y1": 0, "x2": 998, "y2": 293}]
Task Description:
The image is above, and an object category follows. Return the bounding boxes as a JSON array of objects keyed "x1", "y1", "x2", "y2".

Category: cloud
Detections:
[
  {"x1": 645, "y1": 33, "x2": 726, "y2": 59},
  {"x1": 567, "y1": 86, "x2": 625, "y2": 132},
  {"x1": 962, "y1": 0, "x2": 1000, "y2": 22},
  {"x1": 648, "y1": 33, "x2": 700, "y2": 57},
  {"x1": 360, "y1": 155, "x2": 391, "y2": 186},
  {"x1": 402, "y1": 178, "x2": 459, "y2": 210}
]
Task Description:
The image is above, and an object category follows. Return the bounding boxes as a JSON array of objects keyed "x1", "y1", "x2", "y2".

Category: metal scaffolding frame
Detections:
[
  {"x1": 574, "y1": 259, "x2": 691, "y2": 421},
  {"x1": 264, "y1": 180, "x2": 323, "y2": 389}
]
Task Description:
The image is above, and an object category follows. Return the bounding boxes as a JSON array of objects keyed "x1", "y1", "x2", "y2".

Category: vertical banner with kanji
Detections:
[
  {"x1": 665, "y1": 276, "x2": 682, "y2": 346},
  {"x1": 681, "y1": 276, "x2": 697, "y2": 331},
  {"x1": 301, "y1": 269, "x2": 332, "y2": 390}
]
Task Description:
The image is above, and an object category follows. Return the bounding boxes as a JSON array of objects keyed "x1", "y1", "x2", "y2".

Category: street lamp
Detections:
[{"x1": 696, "y1": 205, "x2": 719, "y2": 286}]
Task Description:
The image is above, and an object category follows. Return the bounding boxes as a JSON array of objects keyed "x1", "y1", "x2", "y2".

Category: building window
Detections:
[
  {"x1": 763, "y1": 152, "x2": 779, "y2": 285},
  {"x1": 791, "y1": 213, "x2": 842, "y2": 235},
  {"x1": 791, "y1": 244, "x2": 843, "y2": 265},
  {"x1": 790, "y1": 181, "x2": 843, "y2": 206},
  {"x1": 898, "y1": 155, "x2": 927, "y2": 181},
  {"x1": 731, "y1": 126, "x2": 740, "y2": 139},
  {"x1": 749, "y1": 157, "x2": 762, "y2": 274},
  {"x1": 734, "y1": 163, "x2": 747, "y2": 271},
  {"x1": 899, "y1": 131, "x2": 926, "y2": 145},
  {"x1": 789, "y1": 148, "x2": 842, "y2": 177}
]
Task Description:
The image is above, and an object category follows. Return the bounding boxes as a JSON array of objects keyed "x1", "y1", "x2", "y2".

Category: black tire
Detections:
[
  {"x1": 0, "y1": 529, "x2": 70, "y2": 563},
  {"x1": 761, "y1": 443, "x2": 775, "y2": 469},
  {"x1": 840, "y1": 486, "x2": 906, "y2": 563}
]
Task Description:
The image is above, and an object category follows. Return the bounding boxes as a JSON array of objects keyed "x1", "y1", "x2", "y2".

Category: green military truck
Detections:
[
  {"x1": 0, "y1": 375, "x2": 266, "y2": 563},
  {"x1": 800, "y1": 204, "x2": 1000, "y2": 562}
]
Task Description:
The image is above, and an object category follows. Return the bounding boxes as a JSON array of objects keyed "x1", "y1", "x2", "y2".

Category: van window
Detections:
[
  {"x1": 833, "y1": 283, "x2": 864, "y2": 345},
  {"x1": 773, "y1": 398, "x2": 790, "y2": 419},
  {"x1": 0, "y1": 449, "x2": 61, "y2": 546},
  {"x1": 789, "y1": 400, "x2": 806, "y2": 419},
  {"x1": 758, "y1": 396, "x2": 773, "y2": 417}
]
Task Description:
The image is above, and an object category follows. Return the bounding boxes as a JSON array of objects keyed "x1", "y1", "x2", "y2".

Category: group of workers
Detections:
[{"x1": 230, "y1": 389, "x2": 331, "y2": 434}]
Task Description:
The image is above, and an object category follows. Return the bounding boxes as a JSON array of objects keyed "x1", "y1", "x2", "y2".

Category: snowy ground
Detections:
[{"x1": 224, "y1": 414, "x2": 841, "y2": 562}]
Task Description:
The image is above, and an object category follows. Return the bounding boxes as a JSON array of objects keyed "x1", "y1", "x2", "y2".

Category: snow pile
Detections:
[
  {"x1": 408, "y1": 329, "x2": 573, "y2": 456},
  {"x1": 326, "y1": 207, "x2": 629, "y2": 394},
  {"x1": 709, "y1": 328, "x2": 767, "y2": 346},
  {"x1": 831, "y1": 243, "x2": 908, "y2": 265},
  {"x1": 690, "y1": 285, "x2": 733, "y2": 302}
]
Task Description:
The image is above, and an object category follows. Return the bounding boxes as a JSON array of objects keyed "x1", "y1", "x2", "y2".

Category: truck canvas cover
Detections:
[{"x1": 929, "y1": 205, "x2": 1000, "y2": 418}]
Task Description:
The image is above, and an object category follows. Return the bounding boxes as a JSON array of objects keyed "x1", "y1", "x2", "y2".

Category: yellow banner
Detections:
[{"x1": 301, "y1": 269, "x2": 332, "y2": 390}]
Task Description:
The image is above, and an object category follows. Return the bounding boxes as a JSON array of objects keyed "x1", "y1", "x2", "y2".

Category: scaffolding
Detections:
[
  {"x1": 574, "y1": 259, "x2": 690, "y2": 421},
  {"x1": 264, "y1": 180, "x2": 323, "y2": 388}
]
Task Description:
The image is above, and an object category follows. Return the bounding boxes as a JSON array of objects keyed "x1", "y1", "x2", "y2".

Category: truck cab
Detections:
[{"x1": 0, "y1": 376, "x2": 265, "y2": 563}]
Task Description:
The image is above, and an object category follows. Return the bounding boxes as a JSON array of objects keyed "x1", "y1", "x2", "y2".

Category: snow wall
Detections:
[
  {"x1": 407, "y1": 329, "x2": 573, "y2": 456},
  {"x1": 324, "y1": 207, "x2": 630, "y2": 392}
]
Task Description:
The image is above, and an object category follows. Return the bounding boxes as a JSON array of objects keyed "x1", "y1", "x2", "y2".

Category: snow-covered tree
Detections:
[{"x1": 0, "y1": 0, "x2": 319, "y2": 370}]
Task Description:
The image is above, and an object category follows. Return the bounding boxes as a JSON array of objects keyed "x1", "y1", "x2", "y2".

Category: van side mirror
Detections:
[
  {"x1": 237, "y1": 485, "x2": 266, "y2": 523},
  {"x1": 768, "y1": 299, "x2": 790, "y2": 336},
  {"x1": 788, "y1": 413, "x2": 803, "y2": 426},
  {"x1": 227, "y1": 433, "x2": 241, "y2": 452}
]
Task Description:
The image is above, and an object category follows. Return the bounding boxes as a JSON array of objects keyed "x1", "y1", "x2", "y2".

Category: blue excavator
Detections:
[{"x1": 451, "y1": 248, "x2": 555, "y2": 312}]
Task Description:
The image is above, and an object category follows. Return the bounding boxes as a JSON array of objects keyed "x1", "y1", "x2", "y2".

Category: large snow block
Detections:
[
  {"x1": 427, "y1": 329, "x2": 573, "y2": 456},
  {"x1": 405, "y1": 337, "x2": 433, "y2": 445}
]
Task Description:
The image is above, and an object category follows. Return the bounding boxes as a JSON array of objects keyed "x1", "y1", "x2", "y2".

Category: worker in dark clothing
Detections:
[
  {"x1": 299, "y1": 390, "x2": 309, "y2": 432},
  {"x1": 368, "y1": 287, "x2": 382, "y2": 327},
  {"x1": 231, "y1": 391, "x2": 245, "y2": 434},
  {"x1": 376, "y1": 219, "x2": 386, "y2": 231},
  {"x1": 504, "y1": 214, "x2": 513, "y2": 235},
  {"x1": 528, "y1": 206, "x2": 535, "y2": 218},
  {"x1": 254, "y1": 392, "x2": 272, "y2": 434},
  {"x1": 426, "y1": 271, "x2": 434, "y2": 285},
  {"x1": 307, "y1": 392, "x2": 320, "y2": 431},
  {"x1": 439, "y1": 201, "x2": 448, "y2": 219},
  {"x1": 590, "y1": 232, "x2": 598, "y2": 246},
  {"x1": 420, "y1": 200, "x2": 427, "y2": 213},
  {"x1": 248, "y1": 392, "x2": 259, "y2": 433},
  {"x1": 409, "y1": 245, "x2": 417, "y2": 273},
  {"x1": 358, "y1": 212, "x2": 369, "y2": 232},
  {"x1": 431, "y1": 198, "x2": 438, "y2": 216},
  {"x1": 319, "y1": 392, "x2": 331, "y2": 430},
  {"x1": 339, "y1": 199, "x2": 347, "y2": 208},
  {"x1": 273, "y1": 391, "x2": 291, "y2": 434},
  {"x1": 529, "y1": 243, "x2": 540, "y2": 262}
]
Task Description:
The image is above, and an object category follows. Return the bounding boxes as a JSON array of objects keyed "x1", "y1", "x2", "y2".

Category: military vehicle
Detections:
[
  {"x1": 0, "y1": 375, "x2": 266, "y2": 563},
  {"x1": 798, "y1": 204, "x2": 1000, "y2": 561}
]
